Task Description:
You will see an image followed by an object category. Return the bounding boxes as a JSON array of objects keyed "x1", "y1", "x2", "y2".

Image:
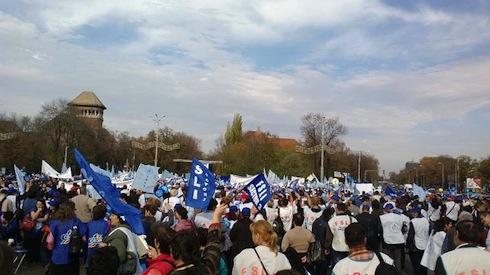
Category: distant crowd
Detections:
[{"x1": 0, "y1": 174, "x2": 489, "y2": 275}]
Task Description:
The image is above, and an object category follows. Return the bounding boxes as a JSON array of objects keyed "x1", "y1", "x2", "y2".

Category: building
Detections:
[
  {"x1": 244, "y1": 128, "x2": 299, "y2": 151},
  {"x1": 68, "y1": 91, "x2": 106, "y2": 131}
]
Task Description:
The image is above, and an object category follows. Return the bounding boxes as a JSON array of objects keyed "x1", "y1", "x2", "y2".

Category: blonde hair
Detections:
[{"x1": 250, "y1": 220, "x2": 278, "y2": 254}]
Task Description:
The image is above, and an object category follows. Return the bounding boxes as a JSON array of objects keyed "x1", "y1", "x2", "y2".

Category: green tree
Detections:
[{"x1": 224, "y1": 114, "x2": 243, "y2": 145}]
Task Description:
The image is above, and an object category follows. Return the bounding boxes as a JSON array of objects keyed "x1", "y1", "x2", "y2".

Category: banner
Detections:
[
  {"x1": 466, "y1": 178, "x2": 482, "y2": 189},
  {"x1": 90, "y1": 164, "x2": 112, "y2": 179},
  {"x1": 41, "y1": 160, "x2": 72, "y2": 179},
  {"x1": 186, "y1": 159, "x2": 216, "y2": 209},
  {"x1": 230, "y1": 174, "x2": 255, "y2": 187},
  {"x1": 244, "y1": 173, "x2": 271, "y2": 211},
  {"x1": 412, "y1": 184, "x2": 427, "y2": 201},
  {"x1": 384, "y1": 185, "x2": 397, "y2": 197},
  {"x1": 74, "y1": 149, "x2": 144, "y2": 235},
  {"x1": 14, "y1": 165, "x2": 26, "y2": 195},
  {"x1": 132, "y1": 164, "x2": 160, "y2": 193}
]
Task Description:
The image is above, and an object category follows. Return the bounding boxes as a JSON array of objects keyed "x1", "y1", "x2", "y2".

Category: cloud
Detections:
[{"x1": 1, "y1": 2, "x2": 489, "y2": 173}]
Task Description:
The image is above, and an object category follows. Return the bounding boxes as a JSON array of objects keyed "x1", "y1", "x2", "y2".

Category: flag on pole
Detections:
[
  {"x1": 244, "y1": 173, "x2": 271, "y2": 211},
  {"x1": 14, "y1": 165, "x2": 25, "y2": 195},
  {"x1": 384, "y1": 185, "x2": 397, "y2": 197},
  {"x1": 185, "y1": 159, "x2": 216, "y2": 210},
  {"x1": 74, "y1": 149, "x2": 144, "y2": 235}
]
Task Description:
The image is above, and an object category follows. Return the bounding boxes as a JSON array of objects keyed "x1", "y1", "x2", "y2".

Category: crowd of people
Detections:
[{"x1": 0, "y1": 173, "x2": 489, "y2": 275}]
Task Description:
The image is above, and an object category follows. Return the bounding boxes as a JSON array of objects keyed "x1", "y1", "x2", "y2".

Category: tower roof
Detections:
[{"x1": 68, "y1": 91, "x2": 106, "y2": 109}]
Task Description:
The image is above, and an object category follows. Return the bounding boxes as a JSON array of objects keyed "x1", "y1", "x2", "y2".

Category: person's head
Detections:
[
  {"x1": 51, "y1": 201, "x2": 76, "y2": 221},
  {"x1": 361, "y1": 204, "x2": 370, "y2": 213},
  {"x1": 109, "y1": 213, "x2": 126, "y2": 227},
  {"x1": 309, "y1": 196, "x2": 320, "y2": 208},
  {"x1": 171, "y1": 231, "x2": 200, "y2": 264},
  {"x1": 480, "y1": 211, "x2": 490, "y2": 227},
  {"x1": 146, "y1": 197, "x2": 161, "y2": 209},
  {"x1": 383, "y1": 202, "x2": 395, "y2": 213},
  {"x1": 1, "y1": 211, "x2": 14, "y2": 224},
  {"x1": 454, "y1": 220, "x2": 480, "y2": 246},
  {"x1": 143, "y1": 204, "x2": 157, "y2": 217},
  {"x1": 36, "y1": 199, "x2": 46, "y2": 211},
  {"x1": 278, "y1": 197, "x2": 288, "y2": 207},
  {"x1": 92, "y1": 205, "x2": 106, "y2": 221},
  {"x1": 153, "y1": 224, "x2": 175, "y2": 254},
  {"x1": 434, "y1": 217, "x2": 453, "y2": 232},
  {"x1": 321, "y1": 207, "x2": 334, "y2": 222},
  {"x1": 292, "y1": 213, "x2": 304, "y2": 227},
  {"x1": 207, "y1": 199, "x2": 217, "y2": 212},
  {"x1": 88, "y1": 246, "x2": 120, "y2": 275},
  {"x1": 344, "y1": 223, "x2": 367, "y2": 250},
  {"x1": 175, "y1": 206, "x2": 188, "y2": 220},
  {"x1": 336, "y1": 202, "x2": 347, "y2": 214},
  {"x1": 250, "y1": 220, "x2": 278, "y2": 254}
]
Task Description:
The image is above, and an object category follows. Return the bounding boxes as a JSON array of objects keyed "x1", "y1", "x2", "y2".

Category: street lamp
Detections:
[
  {"x1": 152, "y1": 114, "x2": 165, "y2": 167},
  {"x1": 438, "y1": 162, "x2": 445, "y2": 190}
]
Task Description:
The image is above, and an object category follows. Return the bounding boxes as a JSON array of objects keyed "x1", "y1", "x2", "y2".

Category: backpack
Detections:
[
  {"x1": 272, "y1": 208, "x2": 285, "y2": 242},
  {"x1": 374, "y1": 252, "x2": 400, "y2": 275},
  {"x1": 69, "y1": 224, "x2": 83, "y2": 256},
  {"x1": 306, "y1": 240, "x2": 325, "y2": 263}
]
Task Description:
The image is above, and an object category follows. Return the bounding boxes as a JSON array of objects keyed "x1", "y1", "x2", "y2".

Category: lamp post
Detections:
[
  {"x1": 438, "y1": 162, "x2": 445, "y2": 190},
  {"x1": 320, "y1": 116, "x2": 325, "y2": 182},
  {"x1": 152, "y1": 114, "x2": 165, "y2": 167},
  {"x1": 357, "y1": 151, "x2": 361, "y2": 183}
]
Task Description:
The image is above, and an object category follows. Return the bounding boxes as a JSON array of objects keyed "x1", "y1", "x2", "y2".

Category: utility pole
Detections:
[
  {"x1": 357, "y1": 151, "x2": 361, "y2": 183},
  {"x1": 320, "y1": 116, "x2": 325, "y2": 182},
  {"x1": 64, "y1": 146, "x2": 68, "y2": 166},
  {"x1": 441, "y1": 163, "x2": 445, "y2": 190},
  {"x1": 152, "y1": 114, "x2": 165, "y2": 167}
]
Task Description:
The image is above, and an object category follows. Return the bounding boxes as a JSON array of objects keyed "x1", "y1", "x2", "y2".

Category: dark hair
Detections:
[
  {"x1": 344, "y1": 223, "x2": 366, "y2": 247},
  {"x1": 336, "y1": 202, "x2": 347, "y2": 213},
  {"x1": 51, "y1": 201, "x2": 76, "y2": 221},
  {"x1": 276, "y1": 270, "x2": 302, "y2": 275},
  {"x1": 175, "y1": 207, "x2": 188, "y2": 220},
  {"x1": 88, "y1": 246, "x2": 120, "y2": 275},
  {"x1": 152, "y1": 224, "x2": 175, "y2": 254},
  {"x1": 455, "y1": 221, "x2": 480, "y2": 244},
  {"x1": 171, "y1": 231, "x2": 200, "y2": 264},
  {"x1": 321, "y1": 207, "x2": 334, "y2": 222},
  {"x1": 143, "y1": 204, "x2": 157, "y2": 216},
  {"x1": 207, "y1": 199, "x2": 217, "y2": 211},
  {"x1": 292, "y1": 213, "x2": 304, "y2": 226},
  {"x1": 278, "y1": 197, "x2": 288, "y2": 207},
  {"x1": 92, "y1": 205, "x2": 106, "y2": 221}
]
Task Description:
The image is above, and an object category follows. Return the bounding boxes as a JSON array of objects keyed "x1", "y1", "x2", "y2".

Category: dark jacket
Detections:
[
  {"x1": 168, "y1": 222, "x2": 222, "y2": 275},
  {"x1": 103, "y1": 224, "x2": 130, "y2": 263},
  {"x1": 229, "y1": 217, "x2": 254, "y2": 258},
  {"x1": 355, "y1": 212, "x2": 382, "y2": 251}
]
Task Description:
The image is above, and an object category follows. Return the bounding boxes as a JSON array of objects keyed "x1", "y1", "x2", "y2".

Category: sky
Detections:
[{"x1": 1, "y1": 0, "x2": 490, "y2": 173}]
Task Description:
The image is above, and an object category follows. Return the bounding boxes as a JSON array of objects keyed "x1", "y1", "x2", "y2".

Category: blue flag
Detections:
[
  {"x1": 384, "y1": 185, "x2": 397, "y2": 197},
  {"x1": 412, "y1": 184, "x2": 427, "y2": 202},
  {"x1": 74, "y1": 149, "x2": 144, "y2": 235},
  {"x1": 186, "y1": 159, "x2": 216, "y2": 210},
  {"x1": 244, "y1": 173, "x2": 271, "y2": 211},
  {"x1": 14, "y1": 165, "x2": 25, "y2": 195}
]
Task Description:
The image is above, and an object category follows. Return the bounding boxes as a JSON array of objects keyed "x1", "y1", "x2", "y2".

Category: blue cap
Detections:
[
  {"x1": 383, "y1": 202, "x2": 395, "y2": 210},
  {"x1": 229, "y1": 205, "x2": 238, "y2": 213},
  {"x1": 241, "y1": 207, "x2": 250, "y2": 217},
  {"x1": 48, "y1": 198, "x2": 61, "y2": 207}
]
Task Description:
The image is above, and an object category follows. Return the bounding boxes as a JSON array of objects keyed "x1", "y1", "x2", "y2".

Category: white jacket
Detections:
[
  {"x1": 439, "y1": 244, "x2": 490, "y2": 274},
  {"x1": 411, "y1": 217, "x2": 430, "y2": 250},
  {"x1": 421, "y1": 231, "x2": 446, "y2": 271},
  {"x1": 232, "y1": 245, "x2": 291, "y2": 275},
  {"x1": 333, "y1": 252, "x2": 394, "y2": 275},
  {"x1": 380, "y1": 213, "x2": 405, "y2": 244},
  {"x1": 328, "y1": 214, "x2": 357, "y2": 252}
]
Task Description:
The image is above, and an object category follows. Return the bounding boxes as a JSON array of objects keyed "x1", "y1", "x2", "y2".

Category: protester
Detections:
[
  {"x1": 86, "y1": 204, "x2": 109, "y2": 267},
  {"x1": 232, "y1": 220, "x2": 291, "y2": 274},
  {"x1": 168, "y1": 204, "x2": 226, "y2": 275},
  {"x1": 229, "y1": 207, "x2": 254, "y2": 261},
  {"x1": 435, "y1": 220, "x2": 490, "y2": 274},
  {"x1": 281, "y1": 213, "x2": 315, "y2": 256},
  {"x1": 355, "y1": 204, "x2": 382, "y2": 252},
  {"x1": 326, "y1": 202, "x2": 358, "y2": 265},
  {"x1": 406, "y1": 206, "x2": 429, "y2": 275},
  {"x1": 71, "y1": 188, "x2": 96, "y2": 223},
  {"x1": 144, "y1": 224, "x2": 176, "y2": 275},
  {"x1": 332, "y1": 223, "x2": 394, "y2": 274},
  {"x1": 88, "y1": 246, "x2": 120, "y2": 275},
  {"x1": 50, "y1": 201, "x2": 87, "y2": 275},
  {"x1": 379, "y1": 202, "x2": 405, "y2": 270}
]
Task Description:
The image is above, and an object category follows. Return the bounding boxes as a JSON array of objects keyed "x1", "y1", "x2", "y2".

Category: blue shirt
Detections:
[
  {"x1": 86, "y1": 219, "x2": 109, "y2": 262},
  {"x1": 50, "y1": 218, "x2": 87, "y2": 264}
]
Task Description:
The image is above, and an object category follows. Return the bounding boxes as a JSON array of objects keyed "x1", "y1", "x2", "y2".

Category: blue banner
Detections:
[
  {"x1": 244, "y1": 173, "x2": 271, "y2": 211},
  {"x1": 384, "y1": 185, "x2": 397, "y2": 197},
  {"x1": 185, "y1": 159, "x2": 216, "y2": 210},
  {"x1": 74, "y1": 149, "x2": 144, "y2": 235}
]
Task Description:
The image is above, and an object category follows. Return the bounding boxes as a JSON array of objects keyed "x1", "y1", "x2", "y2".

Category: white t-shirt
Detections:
[
  {"x1": 332, "y1": 252, "x2": 394, "y2": 275},
  {"x1": 232, "y1": 245, "x2": 291, "y2": 275},
  {"x1": 265, "y1": 206, "x2": 277, "y2": 225}
]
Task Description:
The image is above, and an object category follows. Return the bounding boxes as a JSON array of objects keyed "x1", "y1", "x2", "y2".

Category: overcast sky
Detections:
[{"x1": 1, "y1": 0, "x2": 490, "y2": 173}]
